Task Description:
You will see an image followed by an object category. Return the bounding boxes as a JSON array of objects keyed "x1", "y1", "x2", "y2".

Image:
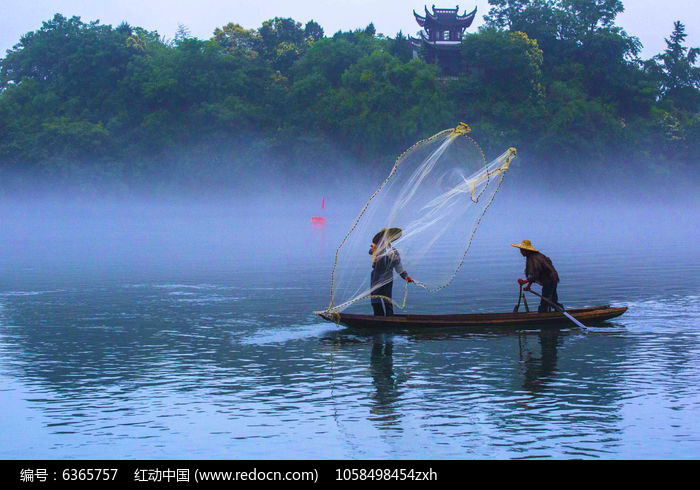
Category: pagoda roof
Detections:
[{"x1": 413, "y1": 5, "x2": 477, "y2": 29}]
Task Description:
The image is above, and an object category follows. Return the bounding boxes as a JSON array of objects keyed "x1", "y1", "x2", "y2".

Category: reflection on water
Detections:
[
  {"x1": 369, "y1": 336, "x2": 403, "y2": 429},
  {"x1": 521, "y1": 331, "x2": 560, "y2": 393},
  {"x1": 0, "y1": 247, "x2": 699, "y2": 459}
]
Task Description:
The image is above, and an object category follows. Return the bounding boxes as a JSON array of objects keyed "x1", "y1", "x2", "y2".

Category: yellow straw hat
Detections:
[
  {"x1": 373, "y1": 227, "x2": 402, "y2": 245},
  {"x1": 511, "y1": 239, "x2": 538, "y2": 252}
]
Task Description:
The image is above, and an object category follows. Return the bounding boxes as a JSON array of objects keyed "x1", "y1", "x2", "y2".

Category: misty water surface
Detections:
[{"x1": 0, "y1": 190, "x2": 698, "y2": 459}]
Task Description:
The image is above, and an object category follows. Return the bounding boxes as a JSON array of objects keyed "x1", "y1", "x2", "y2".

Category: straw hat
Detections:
[
  {"x1": 373, "y1": 227, "x2": 402, "y2": 245},
  {"x1": 511, "y1": 239, "x2": 538, "y2": 252}
]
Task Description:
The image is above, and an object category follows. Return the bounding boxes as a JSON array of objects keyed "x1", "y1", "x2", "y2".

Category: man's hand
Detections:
[
  {"x1": 523, "y1": 282, "x2": 531, "y2": 292},
  {"x1": 405, "y1": 275, "x2": 414, "y2": 283},
  {"x1": 517, "y1": 278, "x2": 528, "y2": 286}
]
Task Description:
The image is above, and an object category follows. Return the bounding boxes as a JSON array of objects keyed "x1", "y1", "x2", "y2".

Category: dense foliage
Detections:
[{"x1": 0, "y1": 0, "x2": 698, "y2": 192}]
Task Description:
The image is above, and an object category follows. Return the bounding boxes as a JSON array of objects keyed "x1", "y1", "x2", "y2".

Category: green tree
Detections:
[
  {"x1": 389, "y1": 31, "x2": 414, "y2": 63},
  {"x1": 485, "y1": 0, "x2": 558, "y2": 36},
  {"x1": 174, "y1": 23, "x2": 191, "y2": 43},
  {"x1": 332, "y1": 51, "x2": 449, "y2": 156},
  {"x1": 304, "y1": 20, "x2": 324, "y2": 42},
  {"x1": 0, "y1": 14, "x2": 141, "y2": 165},
  {"x1": 654, "y1": 21, "x2": 700, "y2": 109},
  {"x1": 364, "y1": 23, "x2": 376, "y2": 37},
  {"x1": 213, "y1": 23, "x2": 261, "y2": 59},
  {"x1": 558, "y1": 0, "x2": 624, "y2": 36},
  {"x1": 291, "y1": 38, "x2": 362, "y2": 86},
  {"x1": 1, "y1": 10, "x2": 698, "y2": 191},
  {"x1": 258, "y1": 17, "x2": 307, "y2": 74},
  {"x1": 484, "y1": 0, "x2": 638, "y2": 57},
  {"x1": 449, "y1": 29, "x2": 545, "y2": 151}
]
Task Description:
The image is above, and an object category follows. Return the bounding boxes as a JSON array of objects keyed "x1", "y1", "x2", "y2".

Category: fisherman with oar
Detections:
[
  {"x1": 512, "y1": 240, "x2": 562, "y2": 313},
  {"x1": 369, "y1": 228, "x2": 414, "y2": 316},
  {"x1": 512, "y1": 239, "x2": 591, "y2": 330}
]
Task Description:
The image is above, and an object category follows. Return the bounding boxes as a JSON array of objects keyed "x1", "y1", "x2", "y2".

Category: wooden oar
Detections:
[
  {"x1": 526, "y1": 288, "x2": 588, "y2": 330},
  {"x1": 523, "y1": 289, "x2": 530, "y2": 312},
  {"x1": 513, "y1": 284, "x2": 523, "y2": 313}
]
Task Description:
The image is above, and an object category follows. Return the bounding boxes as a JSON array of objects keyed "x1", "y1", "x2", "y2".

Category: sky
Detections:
[{"x1": 0, "y1": 0, "x2": 698, "y2": 60}]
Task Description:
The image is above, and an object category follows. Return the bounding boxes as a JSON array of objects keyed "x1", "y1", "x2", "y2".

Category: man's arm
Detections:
[
  {"x1": 392, "y1": 252, "x2": 414, "y2": 283},
  {"x1": 526, "y1": 254, "x2": 545, "y2": 285}
]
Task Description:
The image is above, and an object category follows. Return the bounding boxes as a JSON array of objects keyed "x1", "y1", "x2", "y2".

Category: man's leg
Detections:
[
  {"x1": 371, "y1": 298, "x2": 385, "y2": 316},
  {"x1": 551, "y1": 283, "x2": 562, "y2": 309},
  {"x1": 371, "y1": 282, "x2": 385, "y2": 316},
  {"x1": 378, "y1": 282, "x2": 394, "y2": 317},
  {"x1": 540, "y1": 282, "x2": 554, "y2": 313},
  {"x1": 383, "y1": 299, "x2": 394, "y2": 317}
]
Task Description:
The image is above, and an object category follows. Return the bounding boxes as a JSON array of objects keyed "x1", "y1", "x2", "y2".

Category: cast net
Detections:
[{"x1": 323, "y1": 123, "x2": 516, "y2": 315}]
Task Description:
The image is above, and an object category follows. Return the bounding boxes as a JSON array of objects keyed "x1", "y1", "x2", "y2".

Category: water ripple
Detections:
[{"x1": 0, "y1": 266, "x2": 699, "y2": 458}]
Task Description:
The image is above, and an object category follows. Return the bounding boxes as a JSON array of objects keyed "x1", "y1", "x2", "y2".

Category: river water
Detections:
[{"x1": 0, "y1": 200, "x2": 698, "y2": 459}]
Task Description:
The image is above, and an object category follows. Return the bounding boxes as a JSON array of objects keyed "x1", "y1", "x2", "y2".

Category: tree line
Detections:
[{"x1": 0, "y1": 0, "x2": 697, "y2": 192}]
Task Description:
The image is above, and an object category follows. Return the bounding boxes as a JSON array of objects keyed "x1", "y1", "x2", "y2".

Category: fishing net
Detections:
[{"x1": 323, "y1": 123, "x2": 516, "y2": 315}]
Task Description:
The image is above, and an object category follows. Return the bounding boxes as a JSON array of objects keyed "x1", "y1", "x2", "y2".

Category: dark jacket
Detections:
[
  {"x1": 371, "y1": 247, "x2": 408, "y2": 286},
  {"x1": 525, "y1": 252, "x2": 560, "y2": 285}
]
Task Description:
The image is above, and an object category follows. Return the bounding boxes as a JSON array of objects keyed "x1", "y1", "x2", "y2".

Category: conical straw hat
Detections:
[
  {"x1": 373, "y1": 227, "x2": 402, "y2": 245},
  {"x1": 511, "y1": 239, "x2": 538, "y2": 252}
]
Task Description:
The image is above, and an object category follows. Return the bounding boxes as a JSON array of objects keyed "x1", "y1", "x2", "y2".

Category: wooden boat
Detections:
[{"x1": 316, "y1": 305, "x2": 627, "y2": 330}]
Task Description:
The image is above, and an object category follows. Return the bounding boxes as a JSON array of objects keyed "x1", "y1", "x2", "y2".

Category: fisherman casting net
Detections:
[{"x1": 323, "y1": 123, "x2": 516, "y2": 315}]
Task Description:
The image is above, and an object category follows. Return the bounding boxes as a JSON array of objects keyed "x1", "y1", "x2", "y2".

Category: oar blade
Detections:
[
  {"x1": 562, "y1": 311, "x2": 588, "y2": 330},
  {"x1": 525, "y1": 288, "x2": 589, "y2": 330}
]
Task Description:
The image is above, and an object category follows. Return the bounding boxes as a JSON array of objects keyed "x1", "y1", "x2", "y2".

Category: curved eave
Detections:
[
  {"x1": 456, "y1": 6, "x2": 478, "y2": 27},
  {"x1": 413, "y1": 9, "x2": 427, "y2": 27}
]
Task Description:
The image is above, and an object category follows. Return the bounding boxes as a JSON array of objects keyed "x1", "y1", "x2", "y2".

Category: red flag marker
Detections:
[{"x1": 311, "y1": 198, "x2": 326, "y2": 226}]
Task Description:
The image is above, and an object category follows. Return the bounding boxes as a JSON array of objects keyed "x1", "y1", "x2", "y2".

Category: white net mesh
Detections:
[{"x1": 323, "y1": 123, "x2": 516, "y2": 315}]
